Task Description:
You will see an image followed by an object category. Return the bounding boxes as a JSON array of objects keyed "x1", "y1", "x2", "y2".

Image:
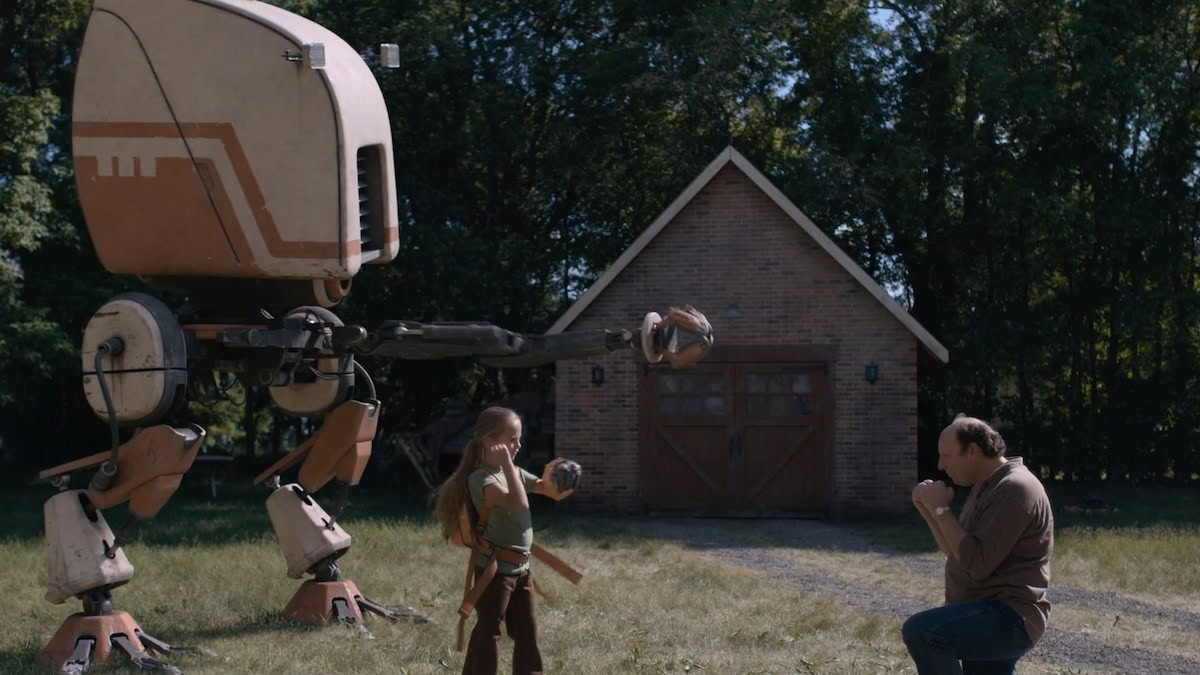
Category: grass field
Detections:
[{"x1": 0, "y1": 475, "x2": 1195, "y2": 674}]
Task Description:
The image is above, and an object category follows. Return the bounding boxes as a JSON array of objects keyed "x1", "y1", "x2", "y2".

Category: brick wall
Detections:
[{"x1": 555, "y1": 164, "x2": 919, "y2": 515}]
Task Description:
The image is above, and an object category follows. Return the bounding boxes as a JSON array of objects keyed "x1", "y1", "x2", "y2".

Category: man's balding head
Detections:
[{"x1": 942, "y1": 415, "x2": 1007, "y2": 458}]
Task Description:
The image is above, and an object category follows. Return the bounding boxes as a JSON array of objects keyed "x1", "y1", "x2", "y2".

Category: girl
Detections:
[{"x1": 434, "y1": 406, "x2": 578, "y2": 675}]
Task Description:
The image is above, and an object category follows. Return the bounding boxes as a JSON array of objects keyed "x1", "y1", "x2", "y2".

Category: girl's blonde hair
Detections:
[{"x1": 433, "y1": 406, "x2": 521, "y2": 538}]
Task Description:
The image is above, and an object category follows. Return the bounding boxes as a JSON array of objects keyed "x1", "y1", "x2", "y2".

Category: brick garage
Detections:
[{"x1": 550, "y1": 147, "x2": 948, "y2": 516}]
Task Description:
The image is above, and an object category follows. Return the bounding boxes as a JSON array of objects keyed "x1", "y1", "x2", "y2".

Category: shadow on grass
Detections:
[
  {"x1": 166, "y1": 610, "x2": 320, "y2": 643},
  {"x1": 0, "y1": 643, "x2": 52, "y2": 674}
]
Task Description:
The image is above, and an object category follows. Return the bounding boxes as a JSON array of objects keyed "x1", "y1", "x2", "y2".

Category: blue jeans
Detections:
[{"x1": 902, "y1": 600, "x2": 1033, "y2": 675}]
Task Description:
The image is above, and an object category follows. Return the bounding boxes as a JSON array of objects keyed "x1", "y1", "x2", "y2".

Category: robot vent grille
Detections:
[{"x1": 356, "y1": 146, "x2": 383, "y2": 253}]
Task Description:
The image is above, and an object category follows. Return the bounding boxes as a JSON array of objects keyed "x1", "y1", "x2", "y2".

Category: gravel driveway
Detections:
[{"x1": 631, "y1": 518, "x2": 1200, "y2": 675}]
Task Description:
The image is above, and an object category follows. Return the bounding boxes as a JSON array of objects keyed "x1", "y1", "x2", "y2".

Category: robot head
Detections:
[{"x1": 72, "y1": 0, "x2": 400, "y2": 308}]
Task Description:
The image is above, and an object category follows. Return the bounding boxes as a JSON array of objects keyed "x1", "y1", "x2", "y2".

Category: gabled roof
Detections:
[{"x1": 548, "y1": 146, "x2": 950, "y2": 364}]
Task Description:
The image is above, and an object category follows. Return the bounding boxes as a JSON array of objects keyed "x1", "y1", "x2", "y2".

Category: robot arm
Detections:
[
  {"x1": 192, "y1": 306, "x2": 713, "y2": 388},
  {"x1": 349, "y1": 305, "x2": 714, "y2": 369}
]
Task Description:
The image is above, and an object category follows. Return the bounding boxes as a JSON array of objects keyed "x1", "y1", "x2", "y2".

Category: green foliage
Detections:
[
  {"x1": 0, "y1": 0, "x2": 124, "y2": 458},
  {"x1": 774, "y1": 1, "x2": 1200, "y2": 481},
  {"x1": 0, "y1": 65, "x2": 77, "y2": 406}
]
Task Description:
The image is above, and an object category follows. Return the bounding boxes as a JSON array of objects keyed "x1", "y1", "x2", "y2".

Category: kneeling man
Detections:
[{"x1": 904, "y1": 416, "x2": 1053, "y2": 675}]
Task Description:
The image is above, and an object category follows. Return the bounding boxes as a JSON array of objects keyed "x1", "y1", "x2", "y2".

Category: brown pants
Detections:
[{"x1": 463, "y1": 567, "x2": 542, "y2": 675}]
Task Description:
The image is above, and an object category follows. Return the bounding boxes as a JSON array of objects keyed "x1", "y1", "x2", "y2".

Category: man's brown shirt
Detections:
[{"x1": 946, "y1": 458, "x2": 1054, "y2": 643}]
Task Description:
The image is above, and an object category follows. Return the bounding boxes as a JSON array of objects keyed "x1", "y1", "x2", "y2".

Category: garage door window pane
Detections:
[
  {"x1": 792, "y1": 394, "x2": 814, "y2": 415},
  {"x1": 792, "y1": 374, "x2": 812, "y2": 393},
  {"x1": 658, "y1": 374, "x2": 680, "y2": 394},
  {"x1": 744, "y1": 393, "x2": 818, "y2": 417},
  {"x1": 705, "y1": 396, "x2": 725, "y2": 415},
  {"x1": 746, "y1": 373, "x2": 766, "y2": 393},
  {"x1": 658, "y1": 395, "x2": 706, "y2": 416},
  {"x1": 768, "y1": 375, "x2": 790, "y2": 393}
]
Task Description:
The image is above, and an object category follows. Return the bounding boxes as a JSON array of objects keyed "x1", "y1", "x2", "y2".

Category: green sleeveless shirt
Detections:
[{"x1": 468, "y1": 465, "x2": 539, "y2": 574}]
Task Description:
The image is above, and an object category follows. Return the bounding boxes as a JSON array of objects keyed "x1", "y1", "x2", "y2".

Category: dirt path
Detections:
[{"x1": 632, "y1": 518, "x2": 1200, "y2": 675}]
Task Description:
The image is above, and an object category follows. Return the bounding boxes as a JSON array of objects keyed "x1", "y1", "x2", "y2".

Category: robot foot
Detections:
[
  {"x1": 111, "y1": 634, "x2": 181, "y2": 674},
  {"x1": 137, "y1": 630, "x2": 228, "y2": 663},
  {"x1": 284, "y1": 580, "x2": 364, "y2": 625},
  {"x1": 39, "y1": 611, "x2": 186, "y2": 674},
  {"x1": 284, "y1": 580, "x2": 434, "y2": 627},
  {"x1": 356, "y1": 595, "x2": 435, "y2": 624}
]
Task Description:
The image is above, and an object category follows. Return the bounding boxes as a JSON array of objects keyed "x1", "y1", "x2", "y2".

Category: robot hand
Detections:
[
  {"x1": 639, "y1": 305, "x2": 714, "y2": 368},
  {"x1": 538, "y1": 458, "x2": 582, "y2": 500}
]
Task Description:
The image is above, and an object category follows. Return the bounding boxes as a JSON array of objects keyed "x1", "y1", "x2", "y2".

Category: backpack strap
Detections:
[
  {"x1": 463, "y1": 469, "x2": 494, "y2": 534},
  {"x1": 456, "y1": 545, "x2": 497, "y2": 650},
  {"x1": 455, "y1": 490, "x2": 497, "y2": 651},
  {"x1": 476, "y1": 500, "x2": 494, "y2": 532}
]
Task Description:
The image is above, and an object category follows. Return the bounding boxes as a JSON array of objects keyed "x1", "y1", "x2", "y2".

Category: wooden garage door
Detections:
[
  {"x1": 640, "y1": 363, "x2": 734, "y2": 511},
  {"x1": 736, "y1": 363, "x2": 826, "y2": 514},
  {"x1": 641, "y1": 359, "x2": 828, "y2": 516}
]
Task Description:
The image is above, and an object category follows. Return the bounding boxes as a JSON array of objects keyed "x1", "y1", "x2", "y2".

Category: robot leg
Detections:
[
  {"x1": 266, "y1": 483, "x2": 433, "y2": 626},
  {"x1": 38, "y1": 490, "x2": 182, "y2": 674}
]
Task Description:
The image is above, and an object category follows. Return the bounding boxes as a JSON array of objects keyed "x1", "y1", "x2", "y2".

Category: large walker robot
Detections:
[{"x1": 35, "y1": 1, "x2": 713, "y2": 673}]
